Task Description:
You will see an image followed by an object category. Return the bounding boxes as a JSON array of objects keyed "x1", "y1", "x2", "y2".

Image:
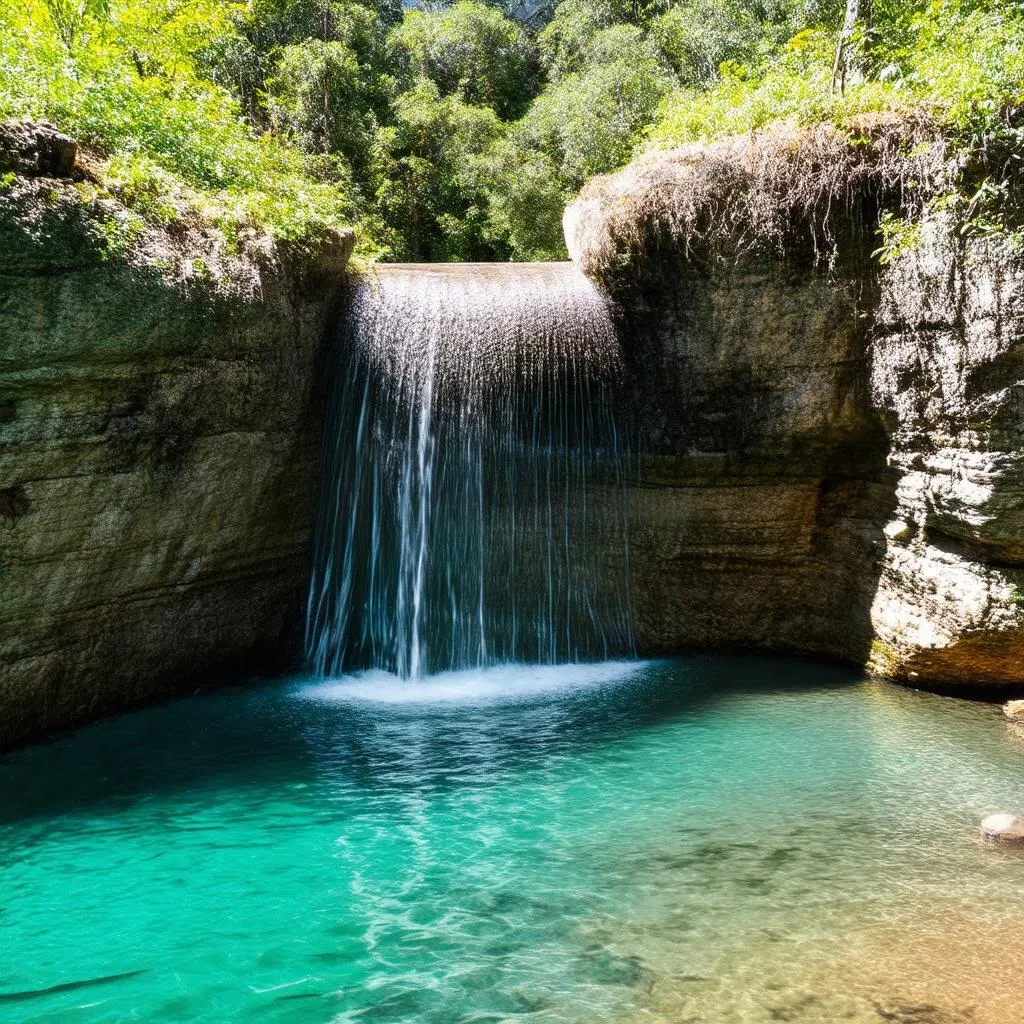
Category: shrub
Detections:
[{"x1": 0, "y1": 0, "x2": 358, "y2": 245}]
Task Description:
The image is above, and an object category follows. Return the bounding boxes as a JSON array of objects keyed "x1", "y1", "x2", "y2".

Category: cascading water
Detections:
[{"x1": 305, "y1": 262, "x2": 634, "y2": 679}]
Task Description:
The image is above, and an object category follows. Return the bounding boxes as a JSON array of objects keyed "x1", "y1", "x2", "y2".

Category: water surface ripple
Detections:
[{"x1": 1, "y1": 657, "x2": 1023, "y2": 1023}]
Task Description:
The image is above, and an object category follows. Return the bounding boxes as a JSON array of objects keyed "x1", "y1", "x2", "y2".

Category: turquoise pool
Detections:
[{"x1": 2, "y1": 658, "x2": 1022, "y2": 1023}]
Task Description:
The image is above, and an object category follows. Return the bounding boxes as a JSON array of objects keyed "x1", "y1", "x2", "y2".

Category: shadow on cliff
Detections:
[{"x1": 606, "y1": 218, "x2": 899, "y2": 670}]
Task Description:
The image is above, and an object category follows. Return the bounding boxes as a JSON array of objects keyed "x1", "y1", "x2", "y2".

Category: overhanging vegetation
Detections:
[{"x1": 1, "y1": 0, "x2": 1021, "y2": 261}]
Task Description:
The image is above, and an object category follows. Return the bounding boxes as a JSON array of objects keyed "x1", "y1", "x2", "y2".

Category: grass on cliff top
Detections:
[
  {"x1": 645, "y1": 1, "x2": 1024, "y2": 249},
  {"x1": 0, "y1": 0, "x2": 359, "y2": 254},
  {"x1": 649, "y1": 3, "x2": 1024, "y2": 147},
  {"x1": 570, "y1": 112, "x2": 971, "y2": 291}
]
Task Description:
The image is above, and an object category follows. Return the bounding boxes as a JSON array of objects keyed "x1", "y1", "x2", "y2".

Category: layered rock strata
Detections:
[
  {"x1": 868, "y1": 225, "x2": 1024, "y2": 689},
  {"x1": 567, "y1": 127, "x2": 1024, "y2": 692},
  {"x1": 566, "y1": 132, "x2": 894, "y2": 667},
  {"x1": 5, "y1": 117, "x2": 1024, "y2": 751},
  {"x1": 0, "y1": 135, "x2": 352, "y2": 749}
]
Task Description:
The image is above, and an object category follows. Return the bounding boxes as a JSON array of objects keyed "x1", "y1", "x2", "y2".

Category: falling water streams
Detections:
[{"x1": 305, "y1": 262, "x2": 634, "y2": 679}]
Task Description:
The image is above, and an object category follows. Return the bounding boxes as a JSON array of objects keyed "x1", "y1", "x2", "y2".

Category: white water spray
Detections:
[{"x1": 306, "y1": 262, "x2": 634, "y2": 679}]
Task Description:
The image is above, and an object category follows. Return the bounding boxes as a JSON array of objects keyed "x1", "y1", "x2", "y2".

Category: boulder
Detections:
[
  {"x1": 0, "y1": 121, "x2": 78, "y2": 178},
  {"x1": 565, "y1": 122, "x2": 1024, "y2": 692},
  {"x1": 981, "y1": 813, "x2": 1024, "y2": 843}
]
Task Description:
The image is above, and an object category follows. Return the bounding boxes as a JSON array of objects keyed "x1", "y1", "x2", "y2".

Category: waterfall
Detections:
[{"x1": 306, "y1": 262, "x2": 634, "y2": 680}]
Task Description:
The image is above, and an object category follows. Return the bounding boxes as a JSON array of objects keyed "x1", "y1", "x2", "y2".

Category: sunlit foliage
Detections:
[
  {"x1": 389, "y1": 1, "x2": 539, "y2": 119},
  {"x1": 2, "y1": 0, "x2": 1022, "y2": 259},
  {"x1": 0, "y1": 0, "x2": 360, "y2": 244},
  {"x1": 649, "y1": 1, "x2": 1024, "y2": 249}
]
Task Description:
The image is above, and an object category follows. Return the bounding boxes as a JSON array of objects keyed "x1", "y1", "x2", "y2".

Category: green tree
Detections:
[
  {"x1": 649, "y1": 1, "x2": 763, "y2": 84},
  {"x1": 388, "y1": 1, "x2": 539, "y2": 119},
  {"x1": 537, "y1": 0, "x2": 632, "y2": 80},
  {"x1": 832, "y1": 0, "x2": 874, "y2": 92},
  {"x1": 374, "y1": 81, "x2": 507, "y2": 260},
  {"x1": 483, "y1": 144, "x2": 569, "y2": 259},
  {"x1": 42, "y1": 0, "x2": 110, "y2": 52},
  {"x1": 486, "y1": 25, "x2": 671, "y2": 256},
  {"x1": 267, "y1": 38, "x2": 382, "y2": 184},
  {"x1": 510, "y1": 27, "x2": 670, "y2": 186},
  {"x1": 202, "y1": 0, "x2": 396, "y2": 124}
]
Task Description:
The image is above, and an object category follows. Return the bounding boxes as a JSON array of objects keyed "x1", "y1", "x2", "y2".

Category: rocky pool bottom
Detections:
[{"x1": 1, "y1": 658, "x2": 1023, "y2": 1024}]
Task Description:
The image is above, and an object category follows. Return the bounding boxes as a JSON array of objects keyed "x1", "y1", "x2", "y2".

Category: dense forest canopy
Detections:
[{"x1": 1, "y1": 0, "x2": 1021, "y2": 260}]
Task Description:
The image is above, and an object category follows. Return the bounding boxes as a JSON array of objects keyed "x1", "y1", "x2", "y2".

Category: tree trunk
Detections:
[{"x1": 832, "y1": 0, "x2": 873, "y2": 95}]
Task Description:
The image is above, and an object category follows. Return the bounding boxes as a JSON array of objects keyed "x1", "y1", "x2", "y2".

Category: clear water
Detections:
[{"x1": 2, "y1": 658, "x2": 1023, "y2": 1024}]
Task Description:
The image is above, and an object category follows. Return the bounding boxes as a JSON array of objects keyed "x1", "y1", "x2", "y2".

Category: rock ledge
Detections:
[{"x1": 0, "y1": 121, "x2": 78, "y2": 178}]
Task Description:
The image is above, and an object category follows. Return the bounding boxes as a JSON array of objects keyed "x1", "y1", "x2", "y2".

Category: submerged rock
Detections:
[
  {"x1": 1006, "y1": 701, "x2": 1024, "y2": 743},
  {"x1": 1004, "y1": 700, "x2": 1024, "y2": 721},
  {"x1": 981, "y1": 813, "x2": 1024, "y2": 843}
]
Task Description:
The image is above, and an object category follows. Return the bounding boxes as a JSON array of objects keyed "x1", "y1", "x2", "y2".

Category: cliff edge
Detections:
[{"x1": 566, "y1": 119, "x2": 1024, "y2": 694}]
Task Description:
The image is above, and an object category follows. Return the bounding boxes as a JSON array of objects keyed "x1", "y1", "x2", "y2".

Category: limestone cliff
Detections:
[
  {"x1": 869, "y1": 223, "x2": 1024, "y2": 689},
  {"x1": 0, "y1": 126, "x2": 352, "y2": 749},
  {"x1": 5, "y1": 117, "x2": 1024, "y2": 753},
  {"x1": 567, "y1": 125, "x2": 1024, "y2": 693}
]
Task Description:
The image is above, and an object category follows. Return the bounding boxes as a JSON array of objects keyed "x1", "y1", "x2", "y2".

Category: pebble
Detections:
[
  {"x1": 981, "y1": 812, "x2": 1024, "y2": 843},
  {"x1": 1002, "y1": 699, "x2": 1024, "y2": 721}
]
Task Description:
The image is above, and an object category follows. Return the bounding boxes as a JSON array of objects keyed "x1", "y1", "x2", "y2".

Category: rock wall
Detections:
[
  {"x1": 567, "y1": 135, "x2": 1024, "y2": 693},
  {"x1": 5, "y1": 119, "x2": 1024, "y2": 750},
  {"x1": 0, "y1": 150, "x2": 352, "y2": 749},
  {"x1": 611, "y1": 254, "x2": 892, "y2": 666},
  {"x1": 869, "y1": 223, "x2": 1024, "y2": 690}
]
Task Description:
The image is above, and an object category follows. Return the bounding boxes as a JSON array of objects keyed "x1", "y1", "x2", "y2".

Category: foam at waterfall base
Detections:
[{"x1": 293, "y1": 661, "x2": 647, "y2": 706}]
